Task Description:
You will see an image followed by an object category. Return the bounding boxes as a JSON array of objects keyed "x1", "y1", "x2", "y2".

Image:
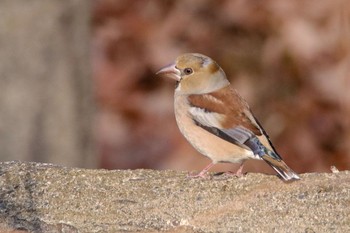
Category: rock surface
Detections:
[{"x1": 0, "y1": 161, "x2": 349, "y2": 232}]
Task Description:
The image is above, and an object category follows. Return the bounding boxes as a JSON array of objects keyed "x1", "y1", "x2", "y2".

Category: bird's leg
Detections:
[
  {"x1": 224, "y1": 162, "x2": 245, "y2": 177},
  {"x1": 187, "y1": 162, "x2": 215, "y2": 178},
  {"x1": 235, "y1": 162, "x2": 245, "y2": 177}
]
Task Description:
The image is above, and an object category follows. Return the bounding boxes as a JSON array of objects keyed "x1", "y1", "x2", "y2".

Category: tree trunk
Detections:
[{"x1": 0, "y1": 1, "x2": 95, "y2": 167}]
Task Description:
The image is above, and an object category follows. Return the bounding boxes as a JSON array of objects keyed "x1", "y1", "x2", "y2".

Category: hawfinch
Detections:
[{"x1": 156, "y1": 53, "x2": 300, "y2": 181}]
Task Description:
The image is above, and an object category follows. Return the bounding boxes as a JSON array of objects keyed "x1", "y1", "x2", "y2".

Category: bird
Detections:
[{"x1": 156, "y1": 53, "x2": 300, "y2": 181}]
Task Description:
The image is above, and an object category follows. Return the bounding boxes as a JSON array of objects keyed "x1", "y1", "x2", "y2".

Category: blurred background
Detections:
[{"x1": 1, "y1": 0, "x2": 349, "y2": 175}]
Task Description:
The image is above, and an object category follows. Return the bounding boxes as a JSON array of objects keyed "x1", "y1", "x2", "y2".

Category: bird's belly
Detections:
[
  {"x1": 174, "y1": 95, "x2": 255, "y2": 163},
  {"x1": 180, "y1": 122, "x2": 254, "y2": 163}
]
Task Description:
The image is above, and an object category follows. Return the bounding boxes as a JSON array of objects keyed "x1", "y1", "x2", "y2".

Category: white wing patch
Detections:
[{"x1": 188, "y1": 107, "x2": 225, "y2": 128}]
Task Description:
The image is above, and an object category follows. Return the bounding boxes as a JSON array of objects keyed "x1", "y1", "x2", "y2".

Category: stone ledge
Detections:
[{"x1": 0, "y1": 161, "x2": 349, "y2": 232}]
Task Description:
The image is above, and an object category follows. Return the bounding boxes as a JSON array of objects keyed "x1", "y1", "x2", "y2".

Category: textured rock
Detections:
[{"x1": 0, "y1": 161, "x2": 349, "y2": 232}]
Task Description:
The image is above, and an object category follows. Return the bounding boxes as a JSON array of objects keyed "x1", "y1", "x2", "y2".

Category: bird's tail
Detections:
[
  {"x1": 243, "y1": 134, "x2": 300, "y2": 181},
  {"x1": 261, "y1": 148, "x2": 300, "y2": 181}
]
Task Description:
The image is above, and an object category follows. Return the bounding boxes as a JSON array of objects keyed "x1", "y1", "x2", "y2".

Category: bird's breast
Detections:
[{"x1": 174, "y1": 93, "x2": 254, "y2": 163}]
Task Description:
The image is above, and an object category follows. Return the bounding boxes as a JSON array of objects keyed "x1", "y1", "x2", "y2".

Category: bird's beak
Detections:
[{"x1": 156, "y1": 63, "x2": 181, "y2": 81}]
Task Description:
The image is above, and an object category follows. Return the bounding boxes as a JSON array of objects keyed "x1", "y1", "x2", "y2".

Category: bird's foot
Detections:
[
  {"x1": 186, "y1": 171, "x2": 211, "y2": 179},
  {"x1": 223, "y1": 163, "x2": 245, "y2": 178},
  {"x1": 186, "y1": 162, "x2": 215, "y2": 179},
  {"x1": 223, "y1": 170, "x2": 245, "y2": 178}
]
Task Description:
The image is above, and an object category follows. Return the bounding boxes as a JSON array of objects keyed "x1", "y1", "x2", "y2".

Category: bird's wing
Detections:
[{"x1": 187, "y1": 86, "x2": 281, "y2": 159}]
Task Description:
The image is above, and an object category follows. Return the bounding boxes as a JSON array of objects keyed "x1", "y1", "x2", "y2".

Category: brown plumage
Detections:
[{"x1": 188, "y1": 86, "x2": 262, "y2": 135}]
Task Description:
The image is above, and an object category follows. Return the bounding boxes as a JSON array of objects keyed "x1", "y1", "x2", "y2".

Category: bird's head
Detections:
[{"x1": 156, "y1": 53, "x2": 230, "y2": 95}]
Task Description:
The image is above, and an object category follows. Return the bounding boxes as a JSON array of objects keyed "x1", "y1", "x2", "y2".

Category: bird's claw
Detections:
[{"x1": 186, "y1": 171, "x2": 211, "y2": 179}]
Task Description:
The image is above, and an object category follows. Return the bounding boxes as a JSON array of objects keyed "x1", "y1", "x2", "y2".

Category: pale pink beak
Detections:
[{"x1": 156, "y1": 63, "x2": 181, "y2": 81}]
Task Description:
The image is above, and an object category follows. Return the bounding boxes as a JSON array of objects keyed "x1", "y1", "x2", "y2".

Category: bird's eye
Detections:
[{"x1": 183, "y1": 68, "x2": 193, "y2": 75}]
